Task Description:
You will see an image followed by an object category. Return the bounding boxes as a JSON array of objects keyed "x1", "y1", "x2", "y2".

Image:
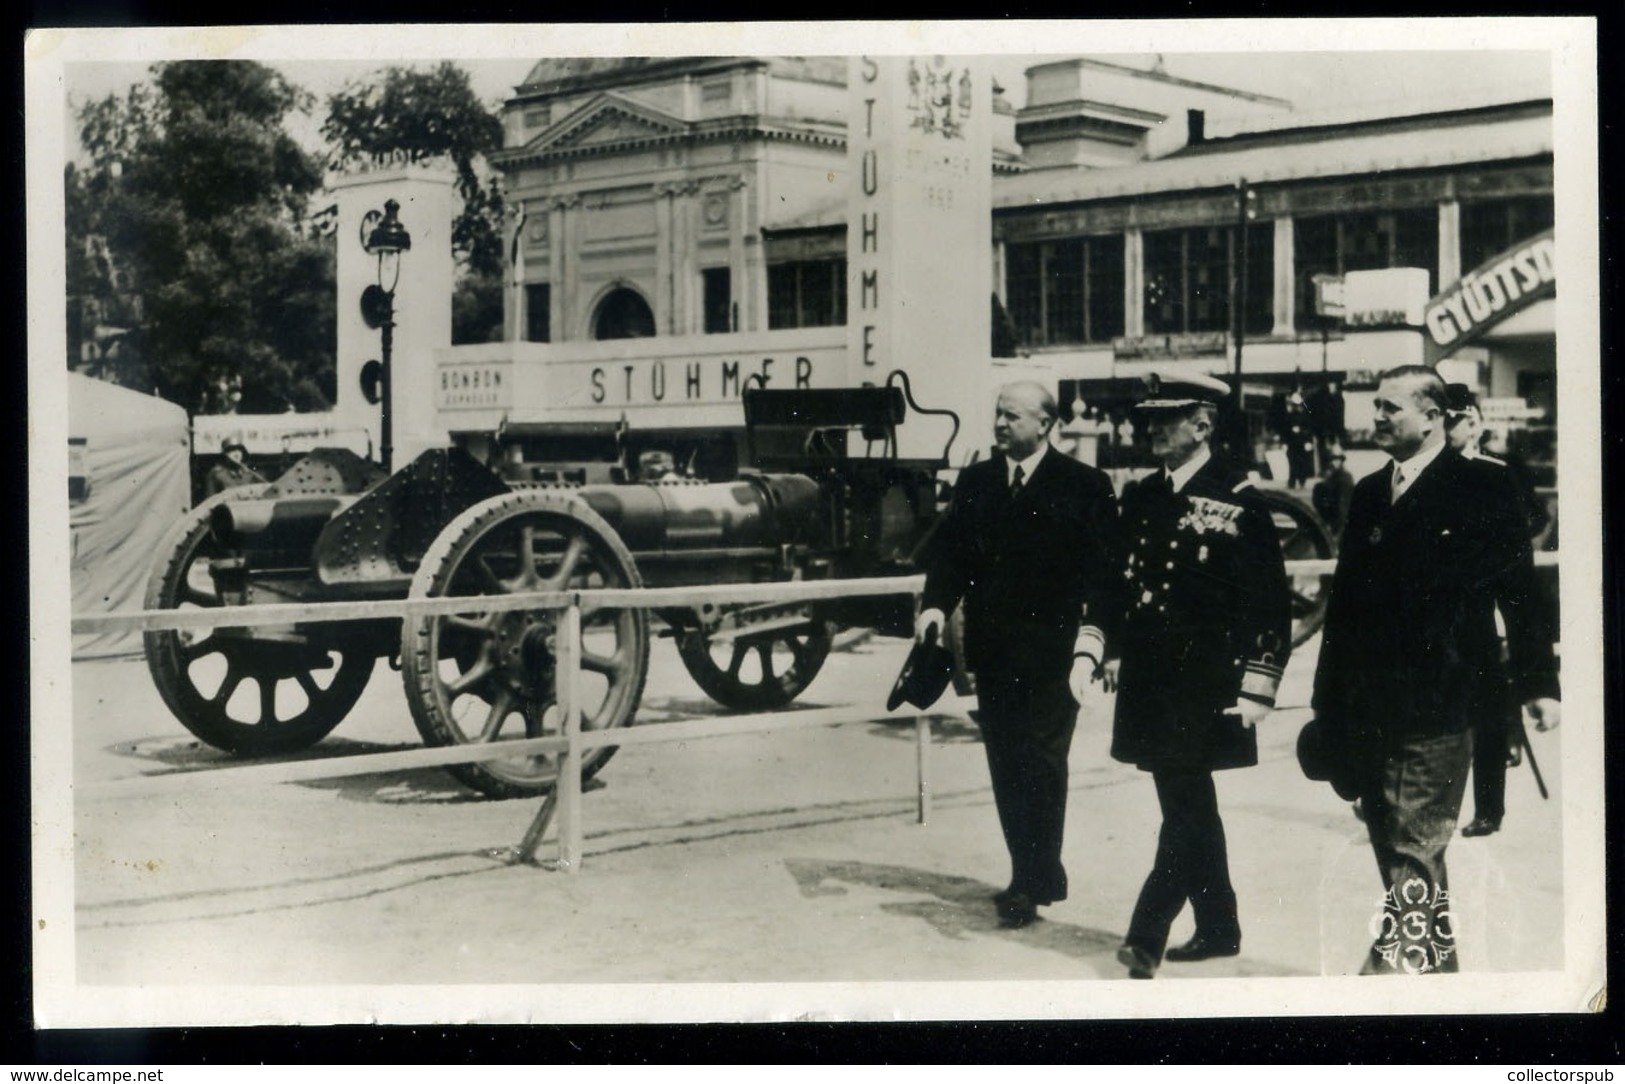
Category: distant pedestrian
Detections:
[
  {"x1": 916, "y1": 381, "x2": 1122, "y2": 930},
  {"x1": 1310, "y1": 366, "x2": 1559, "y2": 975},
  {"x1": 1312, "y1": 449, "x2": 1355, "y2": 539},
  {"x1": 1106, "y1": 372, "x2": 1292, "y2": 980},
  {"x1": 203, "y1": 440, "x2": 266, "y2": 498}
]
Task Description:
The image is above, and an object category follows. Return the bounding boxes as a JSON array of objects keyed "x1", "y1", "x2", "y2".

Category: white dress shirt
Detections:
[
  {"x1": 1007, "y1": 443, "x2": 1048, "y2": 491},
  {"x1": 1163, "y1": 444, "x2": 1212, "y2": 494},
  {"x1": 1391, "y1": 439, "x2": 1446, "y2": 502}
]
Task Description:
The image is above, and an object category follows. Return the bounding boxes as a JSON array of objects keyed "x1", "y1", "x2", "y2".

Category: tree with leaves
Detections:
[
  {"x1": 69, "y1": 61, "x2": 337, "y2": 413},
  {"x1": 323, "y1": 62, "x2": 507, "y2": 344}
]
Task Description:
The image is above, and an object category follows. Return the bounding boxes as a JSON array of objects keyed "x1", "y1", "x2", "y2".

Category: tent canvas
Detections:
[{"x1": 68, "y1": 373, "x2": 191, "y2": 658}]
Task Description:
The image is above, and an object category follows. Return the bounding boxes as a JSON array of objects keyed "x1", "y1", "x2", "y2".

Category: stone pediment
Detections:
[{"x1": 527, "y1": 93, "x2": 688, "y2": 153}]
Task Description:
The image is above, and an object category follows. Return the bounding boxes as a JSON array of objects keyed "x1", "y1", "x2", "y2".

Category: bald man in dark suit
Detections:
[{"x1": 916, "y1": 381, "x2": 1122, "y2": 929}]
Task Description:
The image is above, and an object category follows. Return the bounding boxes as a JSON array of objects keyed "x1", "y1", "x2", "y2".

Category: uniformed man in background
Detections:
[
  {"x1": 1443, "y1": 383, "x2": 1555, "y2": 839},
  {"x1": 203, "y1": 439, "x2": 266, "y2": 498},
  {"x1": 1106, "y1": 372, "x2": 1292, "y2": 979}
]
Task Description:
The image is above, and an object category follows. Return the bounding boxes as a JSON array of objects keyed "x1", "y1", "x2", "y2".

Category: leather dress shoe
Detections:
[
  {"x1": 1164, "y1": 934, "x2": 1241, "y2": 962},
  {"x1": 994, "y1": 885, "x2": 1060, "y2": 908},
  {"x1": 1461, "y1": 816, "x2": 1501, "y2": 837},
  {"x1": 996, "y1": 892, "x2": 1040, "y2": 929},
  {"x1": 1116, "y1": 943, "x2": 1158, "y2": 979}
]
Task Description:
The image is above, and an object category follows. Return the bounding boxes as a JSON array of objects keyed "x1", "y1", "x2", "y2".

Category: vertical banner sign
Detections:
[{"x1": 848, "y1": 56, "x2": 993, "y2": 463}]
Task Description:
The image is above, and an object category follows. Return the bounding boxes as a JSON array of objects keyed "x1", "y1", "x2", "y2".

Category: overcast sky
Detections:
[{"x1": 58, "y1": 30, "x2": 1558, "y2": 162}]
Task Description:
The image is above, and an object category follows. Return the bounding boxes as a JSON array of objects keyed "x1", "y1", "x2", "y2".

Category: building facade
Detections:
[{"x1": 488, "y1": 56, "x2": 1556, "y2": 479}]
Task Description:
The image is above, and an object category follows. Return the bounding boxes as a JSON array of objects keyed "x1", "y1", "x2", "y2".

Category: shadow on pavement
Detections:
[
  {"x1": 103, "y1": 733, "x2": 570, "y2": 806},
  {"x1": 783, "y1": 857, "x2": 1124, "y2": 959}
]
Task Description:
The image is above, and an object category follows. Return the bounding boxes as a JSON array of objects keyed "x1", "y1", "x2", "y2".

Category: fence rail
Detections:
[{"x1": 69, "y1": 551, "x2": 1559, "y2": 872}]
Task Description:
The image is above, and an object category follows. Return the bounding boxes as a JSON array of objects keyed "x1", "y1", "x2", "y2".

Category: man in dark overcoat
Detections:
[
  {"x1": 1106, "y1": 372, "x2": 1292, "y2": 979},
  {"x1": 1312, "y1": 365, "x2": 1559, "y2": 975},
  {"x1": 1442, "y1": 384, "x2": 1557, "y2": 839},
  {"x1": 916, "y1": 381, "x2": 1122, "y2": 929}
]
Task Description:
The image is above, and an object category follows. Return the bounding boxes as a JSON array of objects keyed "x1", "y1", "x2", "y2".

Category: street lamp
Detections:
[{"x1": 361, "y1": 198, "x2": 412, "y2": 472}]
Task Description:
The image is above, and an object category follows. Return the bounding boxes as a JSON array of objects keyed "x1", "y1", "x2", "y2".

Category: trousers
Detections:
[
  {"x1": 1471, "y1": 680, "x2": 1517, "y2": 823},
  {"x1": 1125, "y1": 770, "x2": 1240, "y2": 960},
  {"x1": 1360, "y1": 729, "x2": 1473, "y2": 975},
  {"x1": 974, "y1": 672, "x2": 1078, "y2": 902}
]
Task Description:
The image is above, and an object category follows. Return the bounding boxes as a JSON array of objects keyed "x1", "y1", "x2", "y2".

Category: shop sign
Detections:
[
  {"x1": 1423, "y1": 228, "x2": 1555, "y2": 364},
  {"x1": 1112, "y1": 332, "x2": 1228, "y2": 360},
  {"x1": 439, "y1": 363, "x2": 512, "y2": 409}
]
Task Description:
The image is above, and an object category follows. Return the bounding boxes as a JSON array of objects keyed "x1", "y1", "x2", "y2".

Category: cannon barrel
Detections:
[
  {"x1": 210, "y1": 496, "x2": 353, "y2": 539},
  {"x1": 573, "y1": 472, "x2": 823, "y2": 559}
]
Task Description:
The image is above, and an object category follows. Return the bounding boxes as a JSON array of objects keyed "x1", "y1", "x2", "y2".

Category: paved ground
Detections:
[{"x1": 60, "y1": 630, "x2": 1568, "y2": 1020}]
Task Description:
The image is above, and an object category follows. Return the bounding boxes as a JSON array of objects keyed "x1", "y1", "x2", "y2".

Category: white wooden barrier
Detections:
[
  {"x1": 73, "y1": 575, "x2": 960, "y2": 871},
  {"x1": 69, "y1": 553, "x2": 1557, "y2": 871}
]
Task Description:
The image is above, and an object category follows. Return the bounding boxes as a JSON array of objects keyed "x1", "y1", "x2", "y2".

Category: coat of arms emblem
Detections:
[{"x1": 907, "y1": 57, "x2": 972, "y2": 140}]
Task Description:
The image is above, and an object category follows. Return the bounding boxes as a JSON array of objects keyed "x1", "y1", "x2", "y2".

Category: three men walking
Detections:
[{"x1": 915, "y1": 365, "x2": 1557, "y2": 977}]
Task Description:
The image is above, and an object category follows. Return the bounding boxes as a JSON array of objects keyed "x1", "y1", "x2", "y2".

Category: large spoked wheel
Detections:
[
  {"x1": 401, "y1": 491, "x2": 650, "y2": 800},
  {"x1": 674, "y1": 612, "x2": 834, "y2": 712},
  {"x1": 1256, "y1": 487, "x2": 1337, "y2": 647},
  {"x1": 143, "y1": 491, "x2": 374, "y2": 756}
]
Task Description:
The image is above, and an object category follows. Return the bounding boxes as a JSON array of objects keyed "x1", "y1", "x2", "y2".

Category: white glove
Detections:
[
  {"x1": 915, "y1": 607, "x2": 946, "y2": 645},
  {"x1": 1525, "y1": 697, "x2": 1561, "y2": 732},
  {"x1": 1069, "y1": 655, "x2": 1100, "y2": 706},
  {"x1": 1099, "y1": 658, "x2": 1121, "y2": 694},
  {"x1": 1224, "y1": 698, "x2": 1273, "y2": 729}
]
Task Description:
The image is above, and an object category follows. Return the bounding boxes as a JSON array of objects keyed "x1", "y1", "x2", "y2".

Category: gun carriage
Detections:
[{"x1": 145, "y1": 372, "x2": 1333, "y2": 799}]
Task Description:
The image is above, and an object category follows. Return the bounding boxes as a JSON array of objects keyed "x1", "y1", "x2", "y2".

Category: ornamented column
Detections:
[
  {"x1": 327, "y1": 164, "x2": 455, "y2": 464},
  {"x1": 548, "y1": 198, "x2": 567, "y2": 341},
  {"x1": 847, "y1": 55, "x2": 993, "y2": 463}
]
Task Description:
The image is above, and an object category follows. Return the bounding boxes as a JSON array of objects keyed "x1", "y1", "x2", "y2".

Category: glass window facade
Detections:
[
  {"x1": 1294, "y1": 208, "x2": 1439, "y2": 329},
  {"x1": 1005, "y1": 234, "x2": 1125, "y2": 347},
  {"x1": 767, "y1": 258, "x2": 847, "y2": 329},
  {"x1": 524, "y1": 283, "x2": 550, "y2": 343},
  {"x1": 702, "y1": 267, "x2": 732, "y2": 333},
  {"x1": 1144, "y1": 224, "x2": 1272, "y2": 337},
  {"x1": 1459, "y1": 195, "x2": 1554, "y2": 273}
]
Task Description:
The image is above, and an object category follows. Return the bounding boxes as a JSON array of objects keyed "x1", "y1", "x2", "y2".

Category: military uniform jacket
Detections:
[
  {"x1": 921, "y1": 448, "x2": 1121, "y2": 682},
  {"x1": 1312, "y1": 447, "x2": 1558, "y2": 750},
  {"x1": 1109, "y1": 456, "x2": 1292, "y2": 772}
]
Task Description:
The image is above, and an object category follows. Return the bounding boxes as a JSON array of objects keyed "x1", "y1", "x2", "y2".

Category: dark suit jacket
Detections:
[
  {"x1": 1312, "y1": 446, "x2": 1558, "y2": 758},
  {"x1": 921, "y1": 447, "x2": 1120, "y2": 682},
  {"x1": 1109, "y1": 456, "x2": 1293, "y2": 772}
]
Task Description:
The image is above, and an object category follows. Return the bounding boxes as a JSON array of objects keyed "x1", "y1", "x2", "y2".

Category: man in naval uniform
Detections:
[
  {"x1": 1107, "y1": 372, "x2": 1292, "y2": 979},
  {"x1": 916, "y1": 381, "x2": 1122, "y2": 930}
]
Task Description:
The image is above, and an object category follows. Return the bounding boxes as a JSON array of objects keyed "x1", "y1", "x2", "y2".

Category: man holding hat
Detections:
[
  {"x1": 204, "y1": 439, "x2": 266, "y2": 498},
  {"x1": 1311, "y1": 365, "x2": 1559, "y2": 974},
  {"x1": 1107, "y1": 371, "x2": 1292, "y2": 979},
  {"x1": 915, "y1": 381, "x2": 1122, "y2": 929}
]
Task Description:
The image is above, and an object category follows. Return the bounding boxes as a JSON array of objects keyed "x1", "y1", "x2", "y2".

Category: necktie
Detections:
[
  {"x1": 1009, "y1": 464, "x2": 1026, "y2": 497},
  {"x1": 1390, "y1": 463, "x2": 1405, "y2": 503}
]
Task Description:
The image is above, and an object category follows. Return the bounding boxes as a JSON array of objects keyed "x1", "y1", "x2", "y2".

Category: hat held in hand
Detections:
[
  {"x1": 887, "y1": 628, "x2": 956, "y2": 712},
  {"x1": 1296, "y1": 716, "x2": 1360, "y2": 802}
]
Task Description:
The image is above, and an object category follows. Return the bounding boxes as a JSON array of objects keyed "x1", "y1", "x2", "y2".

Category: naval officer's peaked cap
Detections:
[{"x1": 1134, "y1": 371, "x2": 1233, "y2": 411}]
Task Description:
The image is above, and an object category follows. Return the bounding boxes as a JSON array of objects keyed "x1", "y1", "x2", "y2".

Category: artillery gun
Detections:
[
  {"x1": 145, "y1": 373, "x2": 958, "y2": 799},
  {"x1": 145, "y1": 371, "x2": 1334, "y2": 799}
]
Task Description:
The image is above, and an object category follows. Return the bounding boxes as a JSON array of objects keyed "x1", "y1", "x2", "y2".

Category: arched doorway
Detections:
[{"x1": 593, "y1": 287, "x2": 656, "y2": 340}]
